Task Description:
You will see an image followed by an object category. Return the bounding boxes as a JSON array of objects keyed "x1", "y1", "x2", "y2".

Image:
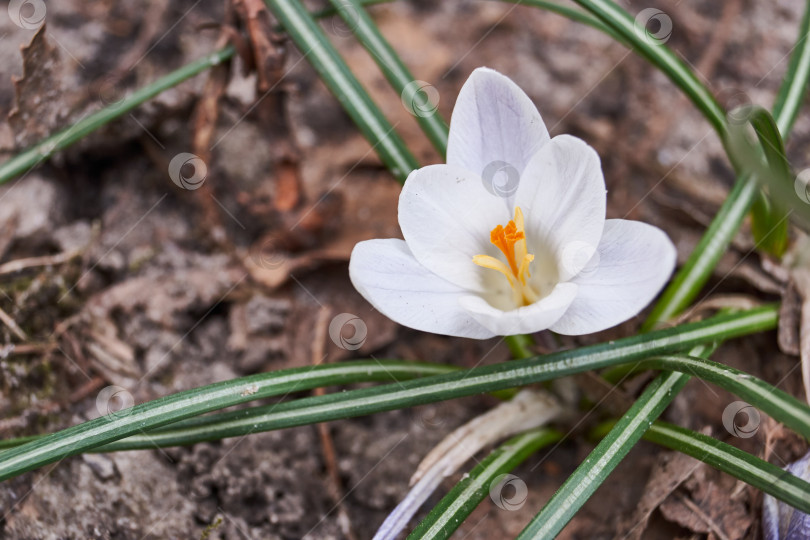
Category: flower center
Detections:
[{"x1": 473, "y1": 207, "x2": 540, "y2": 307}]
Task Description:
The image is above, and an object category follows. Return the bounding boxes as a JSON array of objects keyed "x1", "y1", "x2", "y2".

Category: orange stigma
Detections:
[
  {"x1": 473, "y1": 207, "x2": 539, "y2": 306},
  {"x1": 489, "y1": 221, "x2": 524, "y2": 276}
]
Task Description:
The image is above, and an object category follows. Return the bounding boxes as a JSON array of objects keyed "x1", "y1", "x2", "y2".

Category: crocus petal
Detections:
[
  {"x1": 447, "y1": 67, "x2": 550, "y2": 200},
  {"x1": 549, "y1": 219, "x2": 676, "y2": 335},
  {"x1": 763, "y1": 450, "x2": 810, "y2": 540},
  {"x1": 514, "y1": 134, "x2": 607, "y2": 281},
  {"x1": 349, "y1": 239, "x2": 495, "y2": 339},
  {"x1": 458, "y1": 283, "x2": 577, "y2": 335},
  {"x1": 399, "y1": 164, "x2": 510, "y2": 292}
]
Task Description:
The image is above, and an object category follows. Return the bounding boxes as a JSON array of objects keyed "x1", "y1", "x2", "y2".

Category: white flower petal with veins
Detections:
[
  {"x1": 447, "y1": 67, "x2": 550, "y2": 181},
  {"x1": 550, "y1": 220, "x2": 677, "y2": 335},
  {"x1": 349, "y1": 67, "x2": 676, "y2": 339},
  {"x1": 349, "y1": 239, "x2": 494, "y2": 339},
  {"x1": 514, "y1": 134, "x2": 607, "y2": 281},
  {"x1": 398, "y1": 164, "x2": 509, "y2": 292}
]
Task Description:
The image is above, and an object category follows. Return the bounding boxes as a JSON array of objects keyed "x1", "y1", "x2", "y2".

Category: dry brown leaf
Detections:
[
  {"x1": 245, "y1": 245, "x2": 349, "y2": 290},
  {"x1": 659, "y1": 463, "x2": 753, "y2": 539},
  {"x1": 8, "y1": 25, "x2": 64, "y2": 148},
  {"x1": 190, "y1": 31, "x2": 232, "y2": 244},
  {"x1": 85, "y1": 332, "x2": 139, "y2": 388},
  {"x1": 284, "y1": 269, "x2": 398, "y2": 365},
  {"x1": 791, "y1": 266, "x2": 810, "y2": 405},
  {"x1": 232, "y1": 0, "x2": 286, "y2": 92},
  {"x1": 778, "y1": 280, "x2": 802, "y2": 356},
  {"x1": 616, "y1": 449, "x2": 704, "y2": 539},
  {"x1": 783, "y1": 233, "x2": 810, "y2": 404},
  {"x1": 273, "y1": 158, "x2": 302, "y2": 212}
]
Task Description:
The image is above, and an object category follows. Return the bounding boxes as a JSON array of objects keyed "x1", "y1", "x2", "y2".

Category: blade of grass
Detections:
[
  {"x1": 749, "y1": 193, "x2": 789, "y2": 258},
  {"x1": 504, "y1": 333, "x2": 535, "y2": 360},
  {"x1": 738, "y1": 107, "x2": 792, "y2": 182},
  {"x1": 728, "y1": 106, "x2": 793, "y2": 256},
  {"x1": 644, "y1": 421, "x2": 810, "y2": 514},
  {"x1": 265, "y1": 0, "x2": 418, "y2": 183},
  {"x1": 330, "y1": 0, "x2": 449, "y2": 156},
  {"x1": 515, "y1": 352, "x2": 706, "y2": 539},
  {"x1": 0, "y1": 0, "x2": 392, "y2": 186},
  {"x1": 20, "y1": 340, "x2": 809, "y2": 456},
  {"x1": 636, "y1": 355, "x2": 810, "y2": 439},
  {"x1": 144, "y1": 341, "x2": 800, "y2": 441},
  {"x1": 408, "y1": 428, "x2": 563, "y2": 540},
  {"x1": 588, "y1": 420, "x2": 810, "y2": 515},
  {"x1": 27, "y1": 368, "x2": 680, "y2": 453},
  {"x1": 412, "y1": 351, "x2": 810, "y2": 539},
  {"x1": 727, "y1": 106, "x2": 805, "y2": 255},
  {"x1": 0, "y1": 360, "x2": 455, "y2": 477},
  {"x1": 772, "y1": 2, "x2": 810, "y2": 136},
  {"x1": 0, "y1": 360, "x2": 456, "y2": 451},
  {"x1": 0, "y1": 306, "x2": 775, "y2": 476}
]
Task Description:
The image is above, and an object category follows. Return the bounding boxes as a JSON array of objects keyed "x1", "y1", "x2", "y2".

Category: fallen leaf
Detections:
[
  {"x1": 616, "y1": 448, "x2": 704, "y2": 539},
  {"x1": 779, "y1": 280, "x2": 802, "y2": 356},
  {"x1": 8, "y1": 25, "x2": 65, "y2": 148},
  {"x1": 783, "y1": 233, "x2": 810, "y2": 403},
  {"x1": 659, "y1": 459, "x2": 753, "y2": 539}
]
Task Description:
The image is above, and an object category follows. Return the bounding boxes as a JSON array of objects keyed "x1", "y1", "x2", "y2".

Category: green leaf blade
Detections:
[
  {"x1": 330, "y1": 0, "x2": 449, "y2": 156},
  {"x1": 516, "y1": 370, "x2": 693, "y2": 539},
  {"x1": 644, "y1": 421, "x2": 810, "y2": 514},
  {"x1": 409, "y1": 429, "x2": 562, "y2": 540},
  {"x1": 0, "y1": 306, "x2": 775, "y2": 481},
  {"x1": 266, "y1": 0, "x2": 419, "y2": 183}
]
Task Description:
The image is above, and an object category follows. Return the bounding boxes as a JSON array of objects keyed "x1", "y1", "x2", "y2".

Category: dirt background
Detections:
[{"x1": 1, "y1": 0, "x2": 809, "y2": 538}]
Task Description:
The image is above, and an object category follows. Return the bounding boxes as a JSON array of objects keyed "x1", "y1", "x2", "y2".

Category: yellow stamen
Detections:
[
  {"x1": 517, "y1": 254, "x2": 534, "y2": 285},
  {"x1": 473, "y1": 207, "x2": 539, "y2": 306},
  {"x1": 472, "y1": 255, "x2": 515, "y2": 287},
  {"x1": 514, "y1": 207, "x2": 527, "y2": 264}
]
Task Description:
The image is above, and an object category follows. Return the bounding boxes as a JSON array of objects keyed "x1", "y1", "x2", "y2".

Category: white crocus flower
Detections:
[{"x1": 349, "y1": 67, "x2": 676, "y2": 339}]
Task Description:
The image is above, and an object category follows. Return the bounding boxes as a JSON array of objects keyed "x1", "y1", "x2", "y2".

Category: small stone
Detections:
[
  {"x1": 82, "y1": 453, "x2": 118, "y2": 481},
  {"x1": 0, "y1": 175, "x2": 66, "y2": 241},
  {"x1": 52, "y1": 220, "x2": 92, "y2": 253}
]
